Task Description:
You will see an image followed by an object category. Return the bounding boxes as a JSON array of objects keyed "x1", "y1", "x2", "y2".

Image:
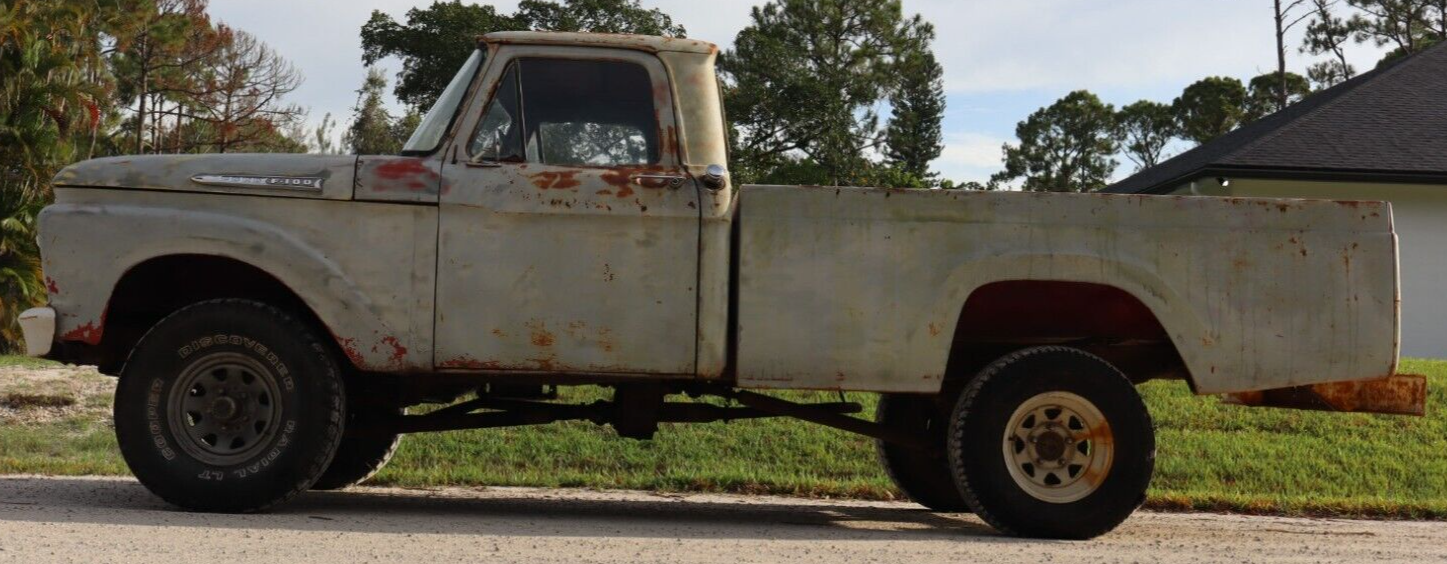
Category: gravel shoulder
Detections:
[{"x1": 0, "y1": 476, "x2": 1443, "y2": 564}]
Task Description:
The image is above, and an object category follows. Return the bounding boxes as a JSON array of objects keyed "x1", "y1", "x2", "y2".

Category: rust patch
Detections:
[
  {"x1": 1223, "y1": 374, "x2": 1426, "y2": 416},
  {"x1": 61, "y1": 320, "x2": 102, "y2": 345},
  {"x1": 491, "y1": 328, "x2": 508, "y2": 338},
  {"x1": 530, "y1": 170, "x2": 581, "y2": 190},
  {"x1": 927, "y1": 323, "x2": 940, "y2": 337},
  {"x1": 527, "y1": 355, "x2": 557, "y2": 371},
  {"x1": 370, "y1": 158, "x2": 439, "y2": 192},
  {"x1": 336, "y1": 337, "x2": 366, "y2": 367},
  {"x1": 527, "y1": 321, "x2": 555, "y2": 347},
  {"x1": 598, "y1": 327, "x2": 614, "y2": 352},
  {"x1": 379, "y1": 336, "x2": 408, "y2": 364},
  {"x1": 439, "y1": 355, "x2": 504, "y2": 370}
]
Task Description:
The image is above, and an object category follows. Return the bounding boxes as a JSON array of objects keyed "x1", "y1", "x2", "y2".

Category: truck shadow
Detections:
[{"x1": 0, "y1": 476, "x2": 1025, "y2": 543}]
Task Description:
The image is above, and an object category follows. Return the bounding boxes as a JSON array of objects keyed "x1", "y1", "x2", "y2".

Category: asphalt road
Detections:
[{"x1": 0, "y1": 476, "x2": 1443, "y2": 563}]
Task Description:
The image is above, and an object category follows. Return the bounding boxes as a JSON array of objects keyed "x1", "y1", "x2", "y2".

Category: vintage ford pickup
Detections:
[{"x1": 19, "y1": 31, "x2": 1423, "y2": 539}]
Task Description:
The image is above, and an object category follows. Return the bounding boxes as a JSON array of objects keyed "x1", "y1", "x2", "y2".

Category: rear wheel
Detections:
[
  {"x1": 948, "y1": 346, "x2": 1154, "y2": 539},
  {"x1": 874, "y1": 394, "x2": 969, "y2": 512},
  {"x1": 114, "y1": 299, "x2": 345, "y2": 512}
]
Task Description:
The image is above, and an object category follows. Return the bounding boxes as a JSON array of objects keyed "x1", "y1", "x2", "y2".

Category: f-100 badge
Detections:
[{"x1": 190, "y1": 174, "x2": 324, "y2": 191}]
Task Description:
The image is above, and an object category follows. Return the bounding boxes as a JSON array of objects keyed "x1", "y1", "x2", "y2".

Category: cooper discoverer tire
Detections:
[
  {"x1": 875, "y1": 394, "x2": 969, "y2": 512},
  {"x1": 114, "y1": 299, "x2": 345, "y2": 512},
  {"x1": 948, "y1": 346, "x2": 1154, "y2": 539}
]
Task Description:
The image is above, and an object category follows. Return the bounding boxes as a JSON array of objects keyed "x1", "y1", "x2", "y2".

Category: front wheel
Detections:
[
  {"x1": 948, "y1": 346, "x2": 1154, "y2": 539},
  {"x1": 114, "y1": 299, "x2": 345, "y2": 512}
]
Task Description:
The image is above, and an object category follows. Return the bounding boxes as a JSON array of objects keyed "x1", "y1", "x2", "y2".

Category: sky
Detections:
[{"x1": 208, "y1": 0, "x2": 1392, "y2": 183}]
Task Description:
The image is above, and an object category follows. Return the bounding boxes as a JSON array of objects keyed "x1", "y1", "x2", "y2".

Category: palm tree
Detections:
[
  {"x1": 0, "y1": 0, "x2": 109, "y2": 350},
  {"x1": 0, "y1": 189, "x2": 42, "y2": 350}
]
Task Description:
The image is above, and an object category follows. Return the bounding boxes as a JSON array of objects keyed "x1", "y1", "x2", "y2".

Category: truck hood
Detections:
[{"x1": 52, "y1": 154, "x2": 358, "y2": 200}]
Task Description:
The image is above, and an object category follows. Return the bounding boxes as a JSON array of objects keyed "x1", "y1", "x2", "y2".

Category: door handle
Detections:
[{"x1": 631, "y1": 174, "x2": 686, "y2": 189}]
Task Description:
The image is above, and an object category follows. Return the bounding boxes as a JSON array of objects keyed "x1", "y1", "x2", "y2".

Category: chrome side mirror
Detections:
[{"x1": 700, "y1": 164, "x2": 727, "y2": 190}]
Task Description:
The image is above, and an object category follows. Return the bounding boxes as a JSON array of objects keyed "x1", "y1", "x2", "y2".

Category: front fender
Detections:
[{"x1": 40, "y1": 191, "x2": 437, "y2": 372}]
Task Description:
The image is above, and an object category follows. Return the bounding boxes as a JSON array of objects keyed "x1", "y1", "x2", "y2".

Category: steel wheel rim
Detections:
[
  {"x1": 167, "y1": 352, "x2": 284, "y2": 466},
  {"x1": 1001, "y1": 391, "x2": 1114, "y2": 504}
]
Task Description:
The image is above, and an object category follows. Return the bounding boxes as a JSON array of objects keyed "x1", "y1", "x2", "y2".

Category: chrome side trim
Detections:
[{"x1": 190, "y1": 174, "x2": 324, "y2": 192}]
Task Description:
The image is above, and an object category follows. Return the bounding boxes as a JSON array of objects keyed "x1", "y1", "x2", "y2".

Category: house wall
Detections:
[{"x1": 1168, "y1": 177, "x2": 1447, "y2": 358}]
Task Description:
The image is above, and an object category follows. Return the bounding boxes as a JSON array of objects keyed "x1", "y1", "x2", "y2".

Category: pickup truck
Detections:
[{"x1": 20, "y1": 31, "x2": 1424, "y2": 539}]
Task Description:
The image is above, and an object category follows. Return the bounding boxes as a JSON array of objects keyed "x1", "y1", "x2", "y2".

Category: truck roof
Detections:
[{"x1": 479, "y1": 31, "x2": 718, "y2": 55}]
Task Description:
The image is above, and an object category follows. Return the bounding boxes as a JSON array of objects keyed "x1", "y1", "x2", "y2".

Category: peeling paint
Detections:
[
  {"x1": 530, "y1": 170, "x2": 581, "y2": 190},
  {"x1": 61, "y1": 320, "x2": 102, "y2": 345},
  {"x1": 380, "y1": 335, "x2": 408, "y2": 363},
  {"x1": 336, "y1": 337, "x2": 366, "y2": 367}
]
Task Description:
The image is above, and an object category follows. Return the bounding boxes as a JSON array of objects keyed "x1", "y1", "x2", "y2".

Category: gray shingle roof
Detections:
[{"x1": 1106, "y1": 41, "x2": 1447, "y2": 194}]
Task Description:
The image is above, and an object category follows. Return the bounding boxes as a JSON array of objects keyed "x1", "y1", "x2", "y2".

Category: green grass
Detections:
[
  {"x1": 2, "y1": 355, "x2": 1445, "y2": 518},
  {"x1": 0, "y1": 354, "x2": 60, "y2": 369}
]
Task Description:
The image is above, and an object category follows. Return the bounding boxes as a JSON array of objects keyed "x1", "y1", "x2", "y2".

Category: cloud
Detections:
[
  {"x1": 209, "y1": 0, "x2": 1390, "y2": 166},
  {"x1": 935, "y1": 132, "x2": 1006, "y2": 181},
  {"x1": 914, "y1": 0, "x2": 1388, "y2": 94}
]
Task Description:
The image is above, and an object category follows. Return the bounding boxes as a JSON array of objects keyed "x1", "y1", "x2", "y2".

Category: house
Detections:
[{"x1": 1105, "y1": 42, "x2": 1447, "y2": 358}]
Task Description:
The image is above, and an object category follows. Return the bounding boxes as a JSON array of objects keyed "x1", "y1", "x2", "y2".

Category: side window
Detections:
[
  {"x1": 469, "y1": 63, "x2": 524, "y2": 162},
  {"x1": 519, "y1": 58, "x2": 660, "y2": 167}
]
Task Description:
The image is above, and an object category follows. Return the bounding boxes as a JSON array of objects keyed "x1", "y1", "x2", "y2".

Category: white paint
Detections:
[{"x1": 1178, "y1": 178, "x2": 1446, "y2": 358}]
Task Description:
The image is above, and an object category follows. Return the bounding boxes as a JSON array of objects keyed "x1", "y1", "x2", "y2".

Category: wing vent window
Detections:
[{"x1": 470, "y1": 64, "x2": 525, "y2": 162}]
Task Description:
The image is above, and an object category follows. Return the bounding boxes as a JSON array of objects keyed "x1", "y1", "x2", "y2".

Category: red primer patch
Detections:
[{"x1": 380, "y1": 336, "x2": 408, "y2": 364}]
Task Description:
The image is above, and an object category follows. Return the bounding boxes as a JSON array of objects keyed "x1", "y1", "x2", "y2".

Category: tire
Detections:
[
  {"x1": 874, "y1": 394, "x2": 969, "y2": 512},
  {"x1": 947, "y1": 346, "x2": 1154, "y2": 539},
  {"x1": 114, "y1": 299, "x2": 345, "y2": 512},
  {"x1": 311, "y1": 407, "x2": 403, "y2": 490}
]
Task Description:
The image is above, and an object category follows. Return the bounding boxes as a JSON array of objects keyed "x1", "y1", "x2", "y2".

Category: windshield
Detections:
[{"x1": 402, "y1": 49, "x2": 485, "y2": 155}]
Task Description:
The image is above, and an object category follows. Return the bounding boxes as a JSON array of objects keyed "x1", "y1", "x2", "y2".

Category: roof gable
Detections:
[{"x1": 1107, "y1": 42, "x2": 1447, "y2": 194}]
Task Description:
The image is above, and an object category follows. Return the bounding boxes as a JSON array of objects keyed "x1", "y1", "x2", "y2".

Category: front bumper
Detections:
[{"x1": 17, "y1": 307, "x2": 55, "y2": 357}]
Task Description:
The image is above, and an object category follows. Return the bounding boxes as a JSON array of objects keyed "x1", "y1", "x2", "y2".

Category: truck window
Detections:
[
  {"x1": 469, "y1": 63, "x2": 524, "y2": 162},
  {"x1": 518, "y1": 58, "x2": 660, "y2": 167},
  {"x1": 403, "y1": 49, "x2": 484, "y2": 155}
]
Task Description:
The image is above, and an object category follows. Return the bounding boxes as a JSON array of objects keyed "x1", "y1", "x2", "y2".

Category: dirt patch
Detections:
[
  {"x1": 0, "y1": 393, "x2": 76, "y2": 409},
  {"x1": 0, "y1": 365, "x2": 114, "y2": 425}
]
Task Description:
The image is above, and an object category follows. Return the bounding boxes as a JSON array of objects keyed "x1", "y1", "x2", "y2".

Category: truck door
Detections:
[{"x1": 433, "y1": 46, "x2": 701, "y2": 375}]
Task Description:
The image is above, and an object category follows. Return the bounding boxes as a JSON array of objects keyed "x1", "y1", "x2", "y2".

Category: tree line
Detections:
[
  {"x1": 356, "y1": 0, "x2": 946, "y2": 188},
  {"x1": 992, "y1": 0, "x2": 1447, "y2": 192},
  {"x1": 1, "y1": 0, "x2": 314, "y2": 347}
]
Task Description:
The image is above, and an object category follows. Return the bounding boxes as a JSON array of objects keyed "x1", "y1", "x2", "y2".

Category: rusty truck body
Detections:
[{"x1": 19, "y1": 32, "x2": 1422, "y2": 539}]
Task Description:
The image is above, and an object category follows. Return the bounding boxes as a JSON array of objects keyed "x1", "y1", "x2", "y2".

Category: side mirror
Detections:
[{"x1": 700, "y1": 164, "x2": 727, "y2": 190}]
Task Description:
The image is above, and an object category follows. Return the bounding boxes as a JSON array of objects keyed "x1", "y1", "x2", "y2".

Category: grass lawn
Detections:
[{"x1": 2, "y1": 353, "x2": 1445, "y2": 518}]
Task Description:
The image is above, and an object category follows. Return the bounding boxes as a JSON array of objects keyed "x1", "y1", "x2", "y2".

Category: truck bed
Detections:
[{"x1": 735, "y1": 185, "x2": 1398, "y2": 394}]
